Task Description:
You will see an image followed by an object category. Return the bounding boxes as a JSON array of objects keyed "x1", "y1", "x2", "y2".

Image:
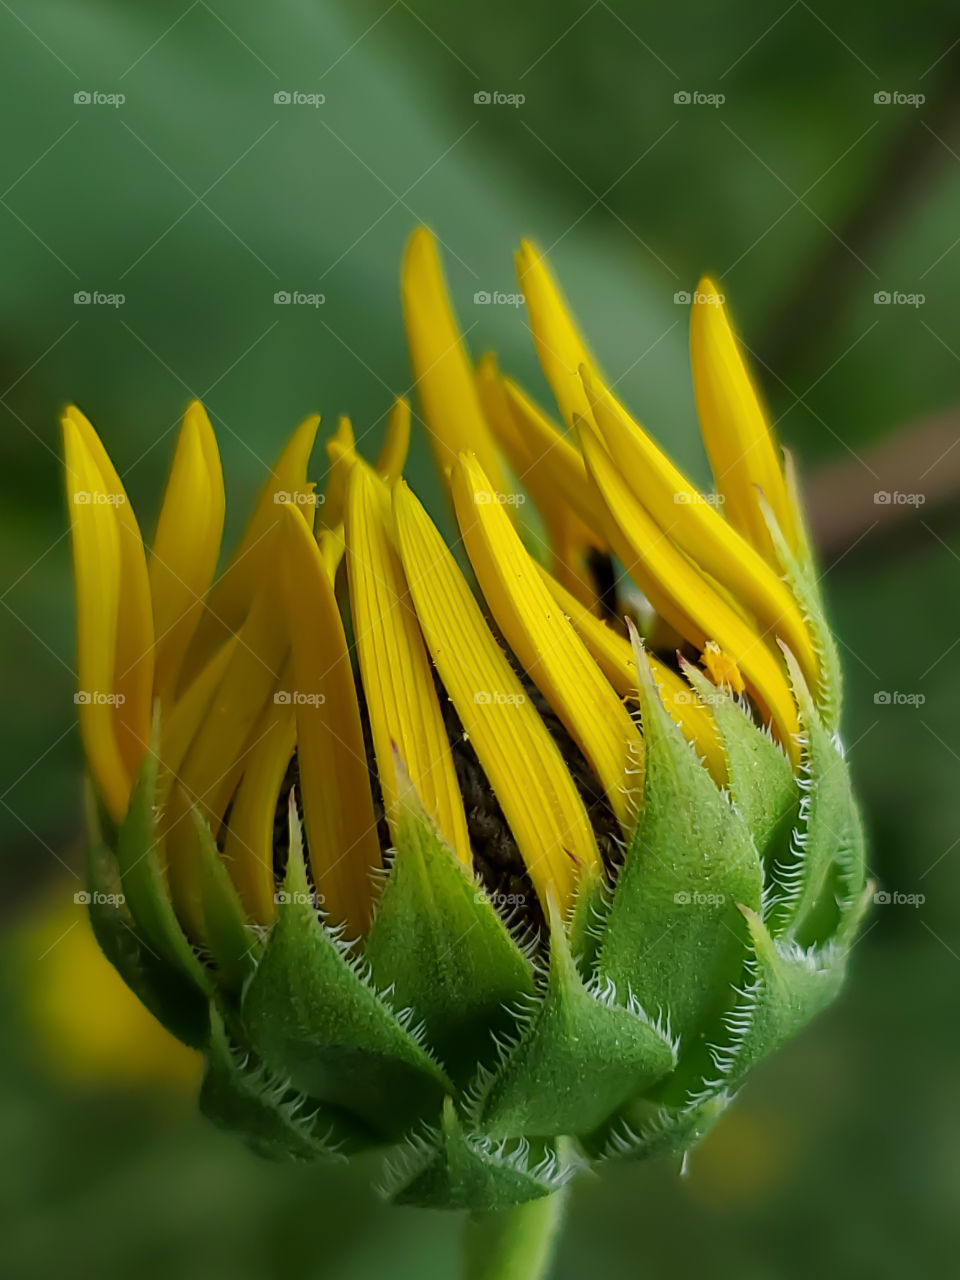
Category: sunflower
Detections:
[{"x1": 62, "y1": 227, "x2": 867, "y2": 1276}]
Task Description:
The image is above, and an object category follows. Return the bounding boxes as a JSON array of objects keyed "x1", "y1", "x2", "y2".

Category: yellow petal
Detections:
[
  {"x1": 578, "y1": 418, "x2": 800, "y2": 755},
  {"x1": 515, "y1": 239, "x2": 596, "y2": 427},
  {"x1": 221, "y1": 679, "x2": 296, "y2": 924},
  {"x1": 63, "y1": 406, "x2": 153, "y2": 782},
  {"x1": 345, "y1": 462, "x2": 471, "y2": 861},
  {"x1": 149, "y1": 402, "x2": 225, "y2": 702},
  {"x1": 500, "y1": 376, "x2": 604, "y2": 533},
  {"x1": 184, "y1": 414, "x2": 320, "y2": 685},
  {"x1": 402, "y1": 227, "x2": 504, "y2": 491},
  {"x1": 376, "y1": 396, "x2": 411, "y2": 481},
  {"x1": 278, "y1": 501, "x2": 381, "y2": 936},
  {"x1": 62, "y1": 416, "x2": 129, "y2": 821},
  {"x1": 164, "y1": 586, "x2": 287, "y2": 936},
  {"x1": 321, "y1": 415, "x2": 356, "y2": 528},
  {"x1": 701, "y1": 641, "x2": 745, "y2": 696},
  {"x1": 393, "y1": 479, "x2": 601, "y2": 912},
  {"x1": 451, "y1": 452, "x2": 643, "y2": 830},
  {"x1": 158, "y1": 634, "x2": 239, "y2": 782},
  {"x1": 538, "y1": 567, "x2": 726, "y2": 783},
  {"x1": 476, "y1": 355, "x2": 602, "y2": 609},
  {"x1": 690, "y1": 280, "x2": 797, "y2": 560},
  {"x1": 581, "y1": 366, "x2": 819, "y2": 690}
]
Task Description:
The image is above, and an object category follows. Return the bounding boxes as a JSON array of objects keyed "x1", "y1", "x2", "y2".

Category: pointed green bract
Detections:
[
  {"x1": 474, "y1": 904, "x2": 675, "y2": 1138},
  {"x1": 760, "y1": 493, "x2": 843, "y2": 731},
  {"x1": 712, "y1": 907, "x2": 847, "y2": 1085},
  {"x1": 386, "y1": 1099, "x2": 577, "y2": 1210},
  {"x1": 681, "y1": 660, "x2": 798, "y2": 865},
  {"x1": 193, "y1": 810, "x2": 261, "y2": 991},
  {"x1": 242, "y1": 806, "x2": 451, "y2": 1139},
  {"x1": 87, "y1": 842, "x2": 210, "y2": 1048},
  {"x1": 598, "y1": 634, "x2": 763, "y2": 1043},
  {"x1": 767, "y1": 649, "x2": 866, "y2": 946},
  {"x1": 115, "y1": 729, "x2": 210, "y2": 991},
  {"x1": 200, "y1": 1007, "x2": 370, "y2": 1162},
  {"x1": 364, "y1": 787, "x2": 534, "y2": 1083},
  {"x1": 591, "y1": 1092, "x2": 730, "y2": 1165}
]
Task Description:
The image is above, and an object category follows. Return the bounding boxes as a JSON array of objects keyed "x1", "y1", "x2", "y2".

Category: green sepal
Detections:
[
  {"x1": 681, "y1": 660, "x2": 798, "y2": 866},
  {"x1": 588, "y1": 1091, "x2": 730, "y2": 1165},
  {"x1": 565, "y1": 862, "x2": 608, "y2": 971},
  {"x1": 364, "y1": 773, "x2": 534, "y2": 1082},
  {"x1": 709, "y1": 906, "x2": 848, "y2": 1085},
  {"x1": 199, "y1": 1007, "x2": 374, "y2": 1162},
  {"x1": 766, "y1": 649, "x2": 866, "y2": 946},
  {"x1": 384, "y1": 1098, "x2": 578, "y2": 1211},
  {"x1": 598, "y1": 633, "x2": 763, "y2": 1042},
  {"x1": 86, "y1": 841, "x2": 210, "y2": 1048},
  {"x1": 115, "y1": 717, "x2": 210, "y2": 991},
  {"x1": 193, "y1": 810, "x2": 262, "y2": 992},
  {"x1": 242, "y1": 805, "x2": 452, "y2": 1140},
  {"x1": 472, "y1": 901, "x2": 676, "y2": 1139},
  {"x1": 759, "y1": 488, "x2": 843, "y2": 732}
]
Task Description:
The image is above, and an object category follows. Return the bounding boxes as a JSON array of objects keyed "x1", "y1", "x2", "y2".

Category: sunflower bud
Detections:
[{"x1": 64, "y1": 229, "x2": 867, "y2": 1216}]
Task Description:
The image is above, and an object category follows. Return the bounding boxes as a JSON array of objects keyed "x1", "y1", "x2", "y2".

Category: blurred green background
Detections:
[{"x1": 2, "y1": 1, "x2": 958, "y2": 1276}]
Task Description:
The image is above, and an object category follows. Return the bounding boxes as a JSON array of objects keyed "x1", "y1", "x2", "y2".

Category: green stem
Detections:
[{"x1": 461, "y1": 1189, "x2": 569, "y2": 1280}]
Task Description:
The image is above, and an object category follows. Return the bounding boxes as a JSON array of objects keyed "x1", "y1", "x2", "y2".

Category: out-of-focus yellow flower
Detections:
[{"x1": 14, "y1": 891, "x2": 200, "y2": 1089}]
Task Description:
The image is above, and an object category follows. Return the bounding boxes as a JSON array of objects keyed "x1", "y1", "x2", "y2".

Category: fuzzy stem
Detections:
[{"x1": 461, "y1": 1189, "x2": 569, "y2": 1280}]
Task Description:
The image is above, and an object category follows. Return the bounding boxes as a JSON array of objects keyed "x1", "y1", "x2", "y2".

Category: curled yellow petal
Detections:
[
  {"x1": 221, "y1": 681, "x2": 296, "y2": 924},
  {"x1": 451, "y1": 452, "x2": 643, "y2": 830},
  {"x1": 345, "y1": 461, "x2": 470, "y2": 861},
  {"x1": 376, "y1": 396, "x2": 411, "y2": 481},
  {"x1": 581, "y1": 365, "x2": 818, "y2": 690},
  {"x1": 149, "y1": 401, "x2": 225, "y2": 702},
  {"x1": 165, "y1": 587, "x2": 287, "y2": 936},
  {"x1": 62, "y1": 416, "x2": 128, "y2": 821},
  {"x1": 402, "y1": 227, "x2": 504, "y2": 491},
  {"x1": 515, "y1": 239, "x2": 596, "y2": 427},
  {"x1": 539, "y1": 568, "x2": 726, "y2": 783},
  {"x1": 185, "y1": 413, "x2": 320, "y2": 685},
  {"x1": 690, "y1": 280, "x2": 796, "y2": 561},
  {"x1": 579, "y1": 418, "x2": 800, "y2": 755},
  {"x1": 278, "y1": 501, "x2": 381, "y2": 937},
  {"x1": 393, "y1": 479, "x2": 601, "y2": 912},
  {"x1": 63, "y1": 406, "x2": 153, "y2": 782},
  {"x1": 476, "y1": 355, "x2": 602, "y2": 609}
]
